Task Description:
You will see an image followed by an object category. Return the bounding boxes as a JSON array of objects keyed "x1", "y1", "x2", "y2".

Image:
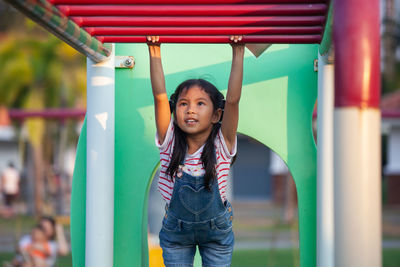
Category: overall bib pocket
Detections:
[{"x1": 162, "y1": 214, "x2": 180, "y2": 232}]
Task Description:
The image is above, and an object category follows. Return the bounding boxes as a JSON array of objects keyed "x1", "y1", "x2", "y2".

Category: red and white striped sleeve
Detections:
[
  {"x1": 215, "y1": 129, "x2": 237, "y2": 202},
  {"x1": 155, "y1": 120, "x2": 175, "y2": 203}
]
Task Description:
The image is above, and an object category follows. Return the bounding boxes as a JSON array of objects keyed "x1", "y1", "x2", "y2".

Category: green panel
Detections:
[
  {"x1": 71, "y1": 43, "x2": 317, "y2": 267},
  {"x1": 237, "y1": 44, "x2": 318, "y2": 267},
  {"x1": 70, "y1": 117, "x2": 87, "y2": 267}
]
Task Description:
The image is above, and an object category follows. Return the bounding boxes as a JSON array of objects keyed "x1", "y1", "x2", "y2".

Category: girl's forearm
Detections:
[
  {"x1": 148, "y1": 45, "x2": 167, "y2": 97},
  {"x1": 226, "y1": 45, "x2": 245, "y2": 104}
]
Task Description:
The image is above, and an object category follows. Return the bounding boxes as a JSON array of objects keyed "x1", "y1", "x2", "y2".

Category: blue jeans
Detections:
[{"x1": 159, "y1": 171, "x2": 234, "y2": 267}]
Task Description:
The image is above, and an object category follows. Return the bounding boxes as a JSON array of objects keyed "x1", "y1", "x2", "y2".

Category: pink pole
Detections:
[
  {"x1": 72, "y1": 16, "x2": 325, "y2": 27},
  {"x1": 96, "y1": 35, "x2": 321, "y2": 43},
  {"x1": 57, "y1": 4, "x2": 327, "y2": 16},
  {"x1": 85, "y1": 26, "x2": 322, "y2": 36}
]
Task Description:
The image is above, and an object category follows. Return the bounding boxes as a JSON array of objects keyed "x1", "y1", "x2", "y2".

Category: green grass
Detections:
[
  {"x1": 1, "y1": 249, "x2": 400, "y2": 267},
  {"x1": 232, "y1": 249, "x2": 299, "y2": 267},
  {"x1": 232, "y1": 249, "x2": 400, "y2": 267},
  {"x1": 0, "y1": 253, "x2": 72, "y2": 267},
  {"x1": 0, "y1": 216, "x2": 37, "y2": 236}
]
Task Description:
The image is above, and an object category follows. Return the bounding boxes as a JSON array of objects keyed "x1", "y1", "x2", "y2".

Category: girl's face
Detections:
[{"x1": 175, "y1": 86, "x2": 221, "y2": 137}]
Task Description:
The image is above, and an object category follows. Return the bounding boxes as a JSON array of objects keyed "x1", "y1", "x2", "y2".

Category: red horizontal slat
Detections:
[
  {"x1": 97, "y1": 35, "x2": 321, "y2": 43},
  {"x1": 72, "y1": 16, "x2": 326, "y2": 27},
  {"x1": 85, "y1": 26, "x2": 322, "y2": 35},
  {"x1": 9, "y1": 109, "x2": 86, "y2": 120},
  {"x1": 57, "y1": 4, "x2": 326, "y2": 16},
  {"x1": 50, "y1": 0, "x2": 327, "y2": 4}
]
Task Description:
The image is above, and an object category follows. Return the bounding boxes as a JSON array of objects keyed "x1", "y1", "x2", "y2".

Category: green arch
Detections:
[{"x1": 71, "y1": 43, "x2": 317, "y2": 267}]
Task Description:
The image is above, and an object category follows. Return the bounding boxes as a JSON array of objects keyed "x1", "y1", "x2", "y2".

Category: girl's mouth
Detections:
[{"x1": 185, "y1": 119, "x2": 198, "y2": 126}]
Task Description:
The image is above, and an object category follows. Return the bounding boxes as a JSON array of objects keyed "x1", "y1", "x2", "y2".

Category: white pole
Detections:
[
  {"x1": 334, "y1": 109, "x2": 381, "y2": 267},
  {"x1": 86, "y1": 44, "x2": 115, "y2": 267},
  {"x1": 317, "y1": 52, "x2": 334, "y2": 267}
]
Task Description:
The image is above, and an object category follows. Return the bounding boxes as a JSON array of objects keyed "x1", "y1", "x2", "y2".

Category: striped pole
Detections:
[
  {"x1": 4, "y1": 0, "x2": 111, "y2": 63},
  {"x1": 333, "y1": 0, "x2": 381, "y2": 266}
]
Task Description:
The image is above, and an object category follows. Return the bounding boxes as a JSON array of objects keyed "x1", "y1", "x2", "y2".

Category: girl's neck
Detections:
[{"x1": 186, "y1": 131, "x2": 210, "y2": 154}]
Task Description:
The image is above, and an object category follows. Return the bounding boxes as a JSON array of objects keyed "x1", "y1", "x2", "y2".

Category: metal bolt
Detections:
[{"x1": 124, "y1": 58, "x2": 133, "y2": 67}]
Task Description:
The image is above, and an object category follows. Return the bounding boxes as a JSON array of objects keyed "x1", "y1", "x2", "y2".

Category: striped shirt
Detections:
[{"x1": 156, "y1": 120, "x2": 237, "y2": 204}]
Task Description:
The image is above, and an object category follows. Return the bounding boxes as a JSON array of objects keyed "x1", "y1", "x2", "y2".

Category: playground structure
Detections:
[{"x1": 3, "y1": 1, "x2": 381, "y2": 267}]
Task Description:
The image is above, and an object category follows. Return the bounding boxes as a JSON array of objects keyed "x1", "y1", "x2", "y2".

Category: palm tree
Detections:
[{"x1": 0, "y1": 19, "x2": 86, "y2": 215}]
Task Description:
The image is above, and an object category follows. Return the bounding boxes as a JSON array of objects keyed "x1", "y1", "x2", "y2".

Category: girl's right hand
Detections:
[{"x1": 147, "y1": 36, "x2": 160, "y2": 45}]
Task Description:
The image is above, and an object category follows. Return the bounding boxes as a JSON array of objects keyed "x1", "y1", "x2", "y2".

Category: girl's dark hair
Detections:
[
  {"x1": 167, "y1": 79, "x2": 225, "y2": 190},
  {"x1": 40, "y1": 216, "x2": 56, "y2": 240}
]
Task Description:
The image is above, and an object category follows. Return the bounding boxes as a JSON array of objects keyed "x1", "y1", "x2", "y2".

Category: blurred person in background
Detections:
[
  {"x1": 36, "y1": 217, "x2": 69, "y2": 267},
  {"x1": 8, "y1": 225, "x2": 51, "y2": 267},
  {"x1": 5, "y1": 216, "x2": 69, "y2": 267},
  {"x1": 1, "y1": 161, "x2": 20, "y2": 218}
]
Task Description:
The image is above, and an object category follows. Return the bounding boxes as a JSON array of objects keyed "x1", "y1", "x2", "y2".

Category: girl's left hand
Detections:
[
  {"x1": 230, "y1": 35, "x2": 244, "y2": 44},
  {"x1": 147, "y1": 36, "x2": 160, "y2": 45}
]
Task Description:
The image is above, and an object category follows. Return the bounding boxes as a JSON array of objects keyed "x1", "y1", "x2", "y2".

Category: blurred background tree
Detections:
[
  {"x1": 382, "y1": 0, "x2": 400, "y2": 93},
  {"x1": 0, "y1": 3, "x2": 86, "y2": 215}
]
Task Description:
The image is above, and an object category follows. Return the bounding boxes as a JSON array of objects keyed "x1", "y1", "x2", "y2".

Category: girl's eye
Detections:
[
  {"x1": 179, "y1": 102, "x2": 187, "y2": 106},
  {"x1": 198, "y1": 102, "x2": 205, "y2": 106}
]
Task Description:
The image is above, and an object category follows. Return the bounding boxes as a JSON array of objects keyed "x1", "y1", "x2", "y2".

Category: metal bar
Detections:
[
  {"x1": 57, "y1": 4, "x2": 327, "y2": 16},
  {"x1": 50, "y1": 0, "x2": 327, "y2": 4},
  {"x1": 3, "y1": 0, "x2": 111, "y2": 63},
  {"x1": 97, "y1": 35, "x2": 321, "y2": 43},
  {"x1": 73, "y1": 16, "x2": 326, "y2": 27},
  {"x1": 86, "y1": 26, "x2": 323, "y2": 36}
]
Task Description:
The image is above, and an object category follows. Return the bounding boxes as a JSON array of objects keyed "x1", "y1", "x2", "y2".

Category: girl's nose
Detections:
[{"x1": 186, "y1": 104, "x2": 195, "y2": 114}]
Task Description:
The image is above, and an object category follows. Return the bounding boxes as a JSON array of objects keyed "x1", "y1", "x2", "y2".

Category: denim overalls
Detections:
[{"x1": 159, "y1": 167, "x2": 234, "y2": 267}]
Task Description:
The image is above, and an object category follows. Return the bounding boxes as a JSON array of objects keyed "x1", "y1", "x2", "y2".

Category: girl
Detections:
[{"x1": 148, "y1": 35, "x2": 244, "y2": 267}]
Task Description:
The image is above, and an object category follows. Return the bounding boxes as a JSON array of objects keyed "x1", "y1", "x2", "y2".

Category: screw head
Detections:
[{"x1": 124, "y1": 58, "x2": 133, "y2": 67}]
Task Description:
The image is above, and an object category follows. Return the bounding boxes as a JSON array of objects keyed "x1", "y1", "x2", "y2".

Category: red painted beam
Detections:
[
  {"x1": 72, "y1": 16, "x2": 326, "y2": 27},
  {"x1": 313, "y1": 110, "x2": 400, "y2": 119},
  {"x1": 97, "y1": 35, "x2": 321, "y2": 43},
  {"x1": 9, "y1": 109, "x2": 86, "y2": 120},
  {"x1": 334, "y1": 0, "x2": 380, "y2": 108},
  {"x1": 57, "y1": 4, "x2": 327, "y2": 16},
  {"x1": 50, "y1": 0, "x2": 327, "y2": 4},
  {"x1": 381, "y1": 111, "x2": 400, "y2": 119},
  {"x1": 85, "y1": 26, "x2": 322, "y2": 36}
]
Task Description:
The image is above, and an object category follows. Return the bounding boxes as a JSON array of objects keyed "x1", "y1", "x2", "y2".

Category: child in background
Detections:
[
  {"x1": 147, "y1": 35, "x2": 244, "y2": 267},
  {"x1": 10, "y1": 225, "x2": 50, "y2": 267}
]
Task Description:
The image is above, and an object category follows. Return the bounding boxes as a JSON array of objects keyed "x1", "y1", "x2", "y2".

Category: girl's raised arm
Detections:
[
  {"x1": 221, "y1": 36, "x2": 245, "y2": 153},
  {"x1": 148, "y1": 36, "x2": 171, "y2": 144}
]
